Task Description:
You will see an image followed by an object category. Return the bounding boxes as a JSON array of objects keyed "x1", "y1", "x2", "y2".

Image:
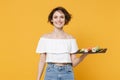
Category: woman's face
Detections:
[{"x1": 52, "y1": 10, "x2": 65, "y2": 29}]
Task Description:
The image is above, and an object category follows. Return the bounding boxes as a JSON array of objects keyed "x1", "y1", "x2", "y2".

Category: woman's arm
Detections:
[
  {"x1": 36, "y1": 53, "x2": 46, "y2": 80},
  {"x1": 71, "y1": 53, "x2": 89, "y2": 67}
]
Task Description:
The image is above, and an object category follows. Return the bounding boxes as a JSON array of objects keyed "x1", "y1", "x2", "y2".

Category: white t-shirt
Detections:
[{"x1": 36, "y1": 37, "x2": 78, "y2": 63}]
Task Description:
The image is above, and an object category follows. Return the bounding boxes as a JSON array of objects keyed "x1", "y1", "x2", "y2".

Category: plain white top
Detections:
[{"x1": 36, "y1": 37, "x2": 78, "y2": 63}]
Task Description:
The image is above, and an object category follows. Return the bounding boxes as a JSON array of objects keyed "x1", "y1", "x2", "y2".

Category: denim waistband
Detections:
[
  {"x1": 45, "y1": 63, "x2": 74, "y2": 80},
  {"x1": 47, "y1": 63, "x2": 72, "y2": 69}
]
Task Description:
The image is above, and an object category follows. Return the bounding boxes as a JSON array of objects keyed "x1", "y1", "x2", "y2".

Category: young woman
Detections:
[{"x1": 36, "y1": 6, "x2": 89, "y2": 80}]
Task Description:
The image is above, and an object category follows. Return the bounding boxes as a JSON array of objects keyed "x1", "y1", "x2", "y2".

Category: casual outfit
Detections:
[{"x1": 36, "y1": 37, "x2": 78, "y2": 80}]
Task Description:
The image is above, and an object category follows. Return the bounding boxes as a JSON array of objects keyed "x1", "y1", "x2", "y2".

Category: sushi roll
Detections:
[
  {"x1": 87, "y1": 47, "x2": 92, "y2": 52},
  {"x1": 92, "y1": 46, "x2": 100, "y2": 52},
  {"x1": 95, "y1": 46, "x2": 100, "y2": 52},
  {"x1": 92, "y1": 47, "x2": 97, "y2": 52},
  {"x1": 84, "y1": 49, "x2": 89, "y2": 53},
  {"x1": 80, "y1": 48, "x2": 85, "y2": 53}
]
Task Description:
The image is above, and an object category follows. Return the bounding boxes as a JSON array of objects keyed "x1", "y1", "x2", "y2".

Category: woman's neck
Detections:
[{"x1": 52, "y1": 28, "x2": 64, "y2": 34}]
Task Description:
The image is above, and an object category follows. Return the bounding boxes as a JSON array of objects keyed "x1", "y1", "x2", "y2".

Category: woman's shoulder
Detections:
[
  {"x1": 40, "y1": 33, "x2": 52, "y2": 38},
  {"x1": 65, "y1": 33, "x2": 75, "y2": 39},
  {"x1": 41, "y1": 34, "x2": 48, "y2": 38}
]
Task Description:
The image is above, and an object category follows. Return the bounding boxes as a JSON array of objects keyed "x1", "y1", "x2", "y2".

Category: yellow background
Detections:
[{"x1": 0, "y1": 0, "x2": 120, "y2": 80}]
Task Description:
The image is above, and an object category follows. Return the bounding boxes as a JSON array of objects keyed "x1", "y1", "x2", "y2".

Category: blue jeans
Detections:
[{"x1": 44, "y1": 63, "x2": 74, "y2": 80}]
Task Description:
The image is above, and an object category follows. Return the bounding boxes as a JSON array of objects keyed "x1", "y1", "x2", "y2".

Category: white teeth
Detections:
[{"x1": 56, "y1": 23, "x2": 62, "y2": 25}]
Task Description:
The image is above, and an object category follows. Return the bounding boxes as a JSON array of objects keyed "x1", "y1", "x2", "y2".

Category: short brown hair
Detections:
[{"x1": 48, "y1": 7, "x2": 71, "y2": 25}]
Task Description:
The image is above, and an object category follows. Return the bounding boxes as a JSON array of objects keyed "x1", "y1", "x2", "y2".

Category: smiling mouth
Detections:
[
  {"x1": 56, "y1": 22, "x2": 63, "y2": 25},
  {"x1": 57, "y1": 23, "x2": 62, "y2": 25}
]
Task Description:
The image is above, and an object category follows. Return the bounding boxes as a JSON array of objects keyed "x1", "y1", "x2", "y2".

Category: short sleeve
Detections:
[
  {"x1": 36, "y1": 38, "x2": 46, "y2": 53},
  {"x1": 70, "y1": 39, "x2": 79, "y2": 53}
]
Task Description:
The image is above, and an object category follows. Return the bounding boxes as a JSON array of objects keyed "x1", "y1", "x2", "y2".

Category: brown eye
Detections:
[
  {"x1": 60, "y1": 16, "x2": 65, "y2": 18},
  {"x1": 53, "y1": 16, "x2": 57, "y2": 19}
]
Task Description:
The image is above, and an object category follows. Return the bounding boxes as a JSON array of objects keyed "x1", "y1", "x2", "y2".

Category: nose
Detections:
[
  {"x1": 57, "y1": 17, "x2": 60, "y2": 20},
  {"x1": 57, "y1": 17, "x2": 62, "y2": 22}
]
